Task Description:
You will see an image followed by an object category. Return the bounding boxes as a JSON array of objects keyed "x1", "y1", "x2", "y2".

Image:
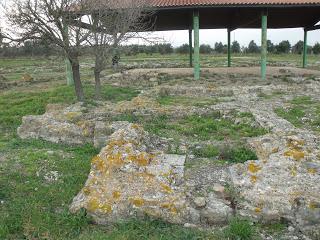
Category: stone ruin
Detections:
[
  {"x1": 17, "y1": 103, "x2": 320, "y2": 239},
  {"x1": 17, "y1": 69, "x2": 320, "y2": 238}
]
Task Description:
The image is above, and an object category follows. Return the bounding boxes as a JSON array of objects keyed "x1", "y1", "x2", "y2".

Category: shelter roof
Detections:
[{"x1": 150, "y1": 0, "x2": 320, "y2": 7}]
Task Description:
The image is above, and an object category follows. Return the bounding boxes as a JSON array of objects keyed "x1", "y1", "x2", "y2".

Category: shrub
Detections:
[
  {"x1": 224, "y1": 217, "x2": 256, "y2": 240},
  {"x1": 220, "y1": 146, "x2": 258, "y2": 163}
]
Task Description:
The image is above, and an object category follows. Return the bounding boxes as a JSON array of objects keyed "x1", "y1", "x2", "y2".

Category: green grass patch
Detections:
[
  {"x1": 190, "y1": 145, "x2": 257, "y2": 165},
  {"x1": 223, "y1": 217, "x2": 257, "y2": 240},
  {"x1": 219, "y1": 146, "x2": 258, "y2": 163},
  {"x1": 157, "y1": 96, "x2": 218, "y2": 107},
  {"x1": 258, "y1": 90, "x2": 286, "y2": 99},
  {"x1": 257, "y1": 222, "x2": 287, "y2": 235},
  {"x1": 0, "y1": 85, "x2": 139, "y2": 131},
  {"x1": 193, "y1": 145, "x2": 219, "y2": 158},
  {"x1": 275, "y1": 107, "x2": 306, "y2": 128},
  {"x1": 290, "y1": 96, "x2": 315, "y2": 105},
  {"x1": 173, "y1": 114, "x2": 267, "y2": 141},
  {"x1": 75, "y1": 218, "x2": 216, "y2": 240},
  {"x1": 0, "y1": 136, "x2": 98, "y2": 239},
  {"x1": 275, "y1": 96, "x2": 320, "y2": 132},
  {"x1": 114, "y1": 112, "x2": 268, "y2": 142}
]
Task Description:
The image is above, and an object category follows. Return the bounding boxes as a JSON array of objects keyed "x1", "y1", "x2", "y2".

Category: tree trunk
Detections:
[
  {"x1": 94, "y1": 70, "x2": 101, "y2": 100},
  {"x1": 71, "y1": 61, "x2": 85, "y2": 102}
]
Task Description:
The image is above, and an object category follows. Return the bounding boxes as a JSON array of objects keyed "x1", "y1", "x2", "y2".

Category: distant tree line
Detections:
[{"x1": 1, "y1": 39, "x2": 320, "y2": 57}]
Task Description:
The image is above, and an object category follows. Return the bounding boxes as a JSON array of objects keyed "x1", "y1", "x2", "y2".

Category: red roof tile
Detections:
[{"x1": 150, "y1": 0, "x2": 320, "y2": 7}]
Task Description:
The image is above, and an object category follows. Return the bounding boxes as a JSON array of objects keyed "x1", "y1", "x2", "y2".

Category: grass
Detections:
[
  {"x1": 170, "y1": 114, "x2": 267, "y2": 141},
  {"x1": 1, "y1": 53, "x2": 304, "y2": 239},
  {"x1": 0, "y1": 84, "x2": 139, "y2": 131},
  {"x1": 0, "y1": 82, "x2": 220, "y2": 239},
  {"x1": 223, "y1": 217, "x2": 257, "y2": 240},
  {"x1": 75, "y1": 218, "x2": 216, "y2": 240},
  {"x1": 157, "y1": 95, "x2": 219, "y2": 107},
  {"x1": 192, "y1": 145, "x2": 220, "y2": 158},
  {"x1": 192, "y1": 145, "x2": 257, "y2": 164},
  {"x1": 275, "y1": 96, "x2": 320, "y2": 131},
  {"x1": 219, "y1": 146, "x2": 258, "y2": 163},
  {"x1": 275, "y1": 107, "x2": 306, "y2": 128},
  {"x1": 114, "y1": 112, "x2": 268, "y2": 142}
]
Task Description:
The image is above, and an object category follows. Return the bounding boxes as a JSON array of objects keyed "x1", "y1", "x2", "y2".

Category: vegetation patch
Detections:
[
  {"x1": 157, "y1": 95, "x2": 219, "y2": 107},
  {"x1": 275, "y1": 96, "x2": 320, "y2": 131},
  {"x1": 0, "y1": 85, "x2": 139, "y2": 131},
  {"x1": 223, "y1": 217, "x2": 257, "y2": 240},
  {"x1": 219, "y1": 146, "x2": 258, "y2": 163},
  {"x1": 113, "y1": 112, "x2": 268, "y2": 143},
  {"x1": 191, "y1": 144, "x2": 257, "y2": 164},
  {"x1": 192, "y1": 145, "x2": 220, "y2": 158}
]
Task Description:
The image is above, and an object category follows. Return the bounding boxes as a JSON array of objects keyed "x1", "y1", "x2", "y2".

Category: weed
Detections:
[
  {"x1": 223, "y1": 217, "x2": 256, "y2": 240},
  {"x1": 219, "y1": 146, "x2": 258, "y2": 163},
  {"x1": 192, "y1": 145, "x2": 219, "y2": 158},
  {"x1": 291, "y1": 96, "x2": 314, "y2": 105},
  {"x1": 157, "y1": 96, "x2": 218, "y2": 107},
  {"x1": 275, "y1": 107, "x2": 305, "y2": 128}
]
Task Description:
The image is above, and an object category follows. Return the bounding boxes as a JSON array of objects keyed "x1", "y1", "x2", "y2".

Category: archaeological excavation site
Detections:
[{"x1": 1, "y1": 0, "x2": 320, "y2": 239}]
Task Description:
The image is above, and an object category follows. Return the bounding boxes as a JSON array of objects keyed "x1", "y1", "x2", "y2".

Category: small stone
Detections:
[
  {"x1": 194, "y1": 197, "x2": 206, "y2": 208},
  {"x1": 212, "y1": 184, "x2": 225, "y2": 194},
  {"x1": 188, "y1": 207, "x2": 200, "y2": 223},
  {"x1": 288, "y1": 226, "x2": 295, "y2": 232},
  {"x1": 183, "y1": 223, "x2": 197, "y2": 228}
]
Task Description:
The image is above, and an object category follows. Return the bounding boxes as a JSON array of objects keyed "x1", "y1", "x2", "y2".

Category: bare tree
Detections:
[
  {"x1": 85, "y1": 0, "x2": 154, "y2": 99},
  {"x1": 6, "y1": 0, "x2": 90, "y2": 101}
]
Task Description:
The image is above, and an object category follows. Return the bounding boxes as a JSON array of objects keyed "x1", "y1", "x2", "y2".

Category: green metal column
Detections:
[
  {"x1": 227, "y1": 29, "x2": 231, "y2": 67},
  {"x1": 63, "y1": 23, "x2": 74, "y2": 86},
  {"x1": 261, "y1": 13, "x2": 268, "y2": 80},
  {"x1": 193, "y1": 9, "x2": 200, "y2": 80},
  {"x1": 189, "y1": 26, "x2": 193, "y2": 67},
  {"x1": 303, "y1": 29, "x2": 308, "y2": 68}
]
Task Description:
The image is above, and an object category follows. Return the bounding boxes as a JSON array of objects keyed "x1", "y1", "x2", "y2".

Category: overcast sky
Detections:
[
  {"x1": 1, "y1": 0, "x2": 319, "y2": 47},
  {"x1": 141, "y1": 28, "x2": 320, "y2": 47}
]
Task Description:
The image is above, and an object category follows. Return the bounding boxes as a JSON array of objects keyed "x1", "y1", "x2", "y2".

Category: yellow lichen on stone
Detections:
[
  {"x1": 131, "y1": 124, "x2": 141, "y2": 130},
  {"x1": 100, "y1": 203, "x2": 112, "y2": 213},
  {"x1": 128, "y1": 152, "x2": 154, "y2": 166},
  {"x1": 160, "y1": 183, "x2": 173, "y2": 193},
  {"x1": 160, "y1": 202, "x2": 178, "y2": 214},
  {"x1": 254, "y1": 207, "x2": 262, "y2": 213},
  {"x1": 65, "y1": 112, "x2": 81, "y2": 121},
  {"x1": 91, "y1": 155, "x2": 106, "y2": 171},
  {"x1": 284, "y1": 150, "x2": 305, "y2": 161},
  {"x1": 130, "y1": 197, "x2": 145, "y2": 207},
  {"x1": 287, "y1": 139, "x2": 304, "y2": 149},
  {"x1": 112, "y1": 191, "x2": 121, "y2": 200},
  {"x1": 272, "y1": 147, "x2": 279, "y2": 153},
  {"x1": 106, "y1": 139, "x2": 128, "y2": 150},
  {"x1": 309, "y1": 202, "x2": 319, "y2": 210},
  {"x1": 307, "y1": 168, "x2": 317, "y2": 175},
  {"x1": 106, "y1": 153, "x2": 124, "y2": 167},
  {"x1": 248, "y1": 163, "x2": 261, "y2": 174},
  {"x1": 290, "y1": 166, "x2": 297, "y2": 177},
  {"x1": 83, "y1": 187, "x2": 91, "y2": 195},
  {"x1": 87, "y1": 198, "x2": 100, "y2": 211},
  {"x1": 250, "y1": 175, "x2": 258, "y2": 183}
]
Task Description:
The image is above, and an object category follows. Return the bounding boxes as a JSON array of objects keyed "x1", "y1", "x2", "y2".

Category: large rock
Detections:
[
  {"x1": 70, "y1": 123, "x2": 187, "y2": 224},
  {"x1": 230, "y1": 133, "x2": 320, "y2": 237},
  {"x1": 18, "y1": 103, "x2": 95, "y2": 145}
]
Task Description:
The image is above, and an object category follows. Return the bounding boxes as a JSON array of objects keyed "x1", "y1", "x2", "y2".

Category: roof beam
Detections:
[{"x1": 305, "y1": 25, "x2": 320, "y2": 31}]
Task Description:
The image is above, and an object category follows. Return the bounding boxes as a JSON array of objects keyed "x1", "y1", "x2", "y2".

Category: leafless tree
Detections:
[
  {"x1": 6, "y1": 0, "x2": 90, "y2": 101},
  {"x1": 85, "y1": 0, "x2": 154, "y2": 99}
]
